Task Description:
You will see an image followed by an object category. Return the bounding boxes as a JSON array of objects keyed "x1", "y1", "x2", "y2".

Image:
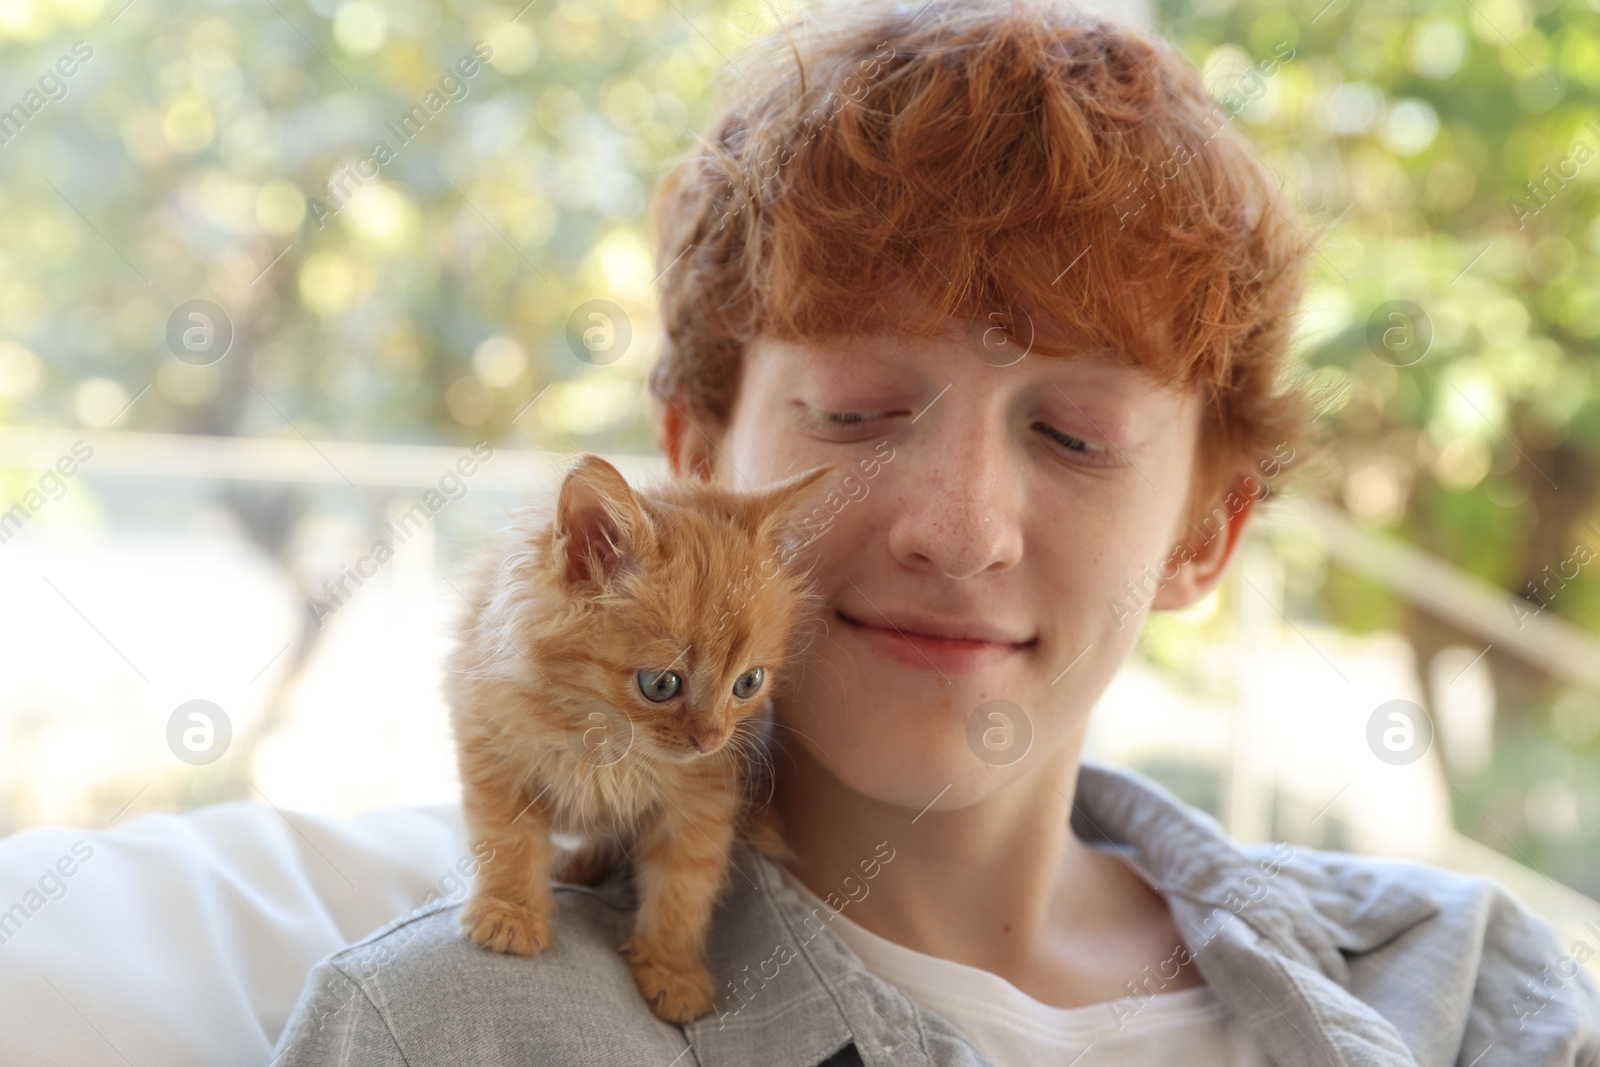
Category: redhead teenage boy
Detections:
[{"x1": 271, "y1": 2, "x2": 1600, "y2": 1064}]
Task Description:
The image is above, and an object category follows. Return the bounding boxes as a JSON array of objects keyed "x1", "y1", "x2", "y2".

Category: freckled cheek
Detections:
[
  {"x1": 739, "y1": 422, "x2": 832, "y2": 489},
  {"x1": 789, "y1": 484, "x2": 894, "y2": 582},
  {"x1": 1027, "y1": 537, "x2": 1099, "y2": 617},
  {"x1": 1030, "y1": 503, "x2": 1136, "y2": 603},
  {"x1": 723, "y1": 403, "x2": 796, "y2": 482},
  {"x1": 752, "y1": 439, "x2": 800, "y2": 486},
  {"x1": 1075, "y1": 502, "x2": 1178, "y2": 605}
]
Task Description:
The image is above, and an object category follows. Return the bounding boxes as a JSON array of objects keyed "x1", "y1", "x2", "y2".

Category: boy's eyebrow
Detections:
[
  {"x1": 1026, "y1": 350, "x2": 1174, "y2": 396},
  {"x1": 785, "y1": 332, "x2": 1186, "y2": 401},
  {"x1": 1028, "y1": 326, "x2": 1170, "y2": 368}
]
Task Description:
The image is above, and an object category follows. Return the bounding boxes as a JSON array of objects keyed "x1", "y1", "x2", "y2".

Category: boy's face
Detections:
[{"x1": 681, "y1": 305, "x2": 1244, "y2": 812}]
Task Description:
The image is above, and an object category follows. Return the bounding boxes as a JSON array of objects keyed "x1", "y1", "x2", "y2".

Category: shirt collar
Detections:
[
  {"x1": 1069, "y1": 762, "x2": 1439, "y2": 972},
  {"x1": 1070, "y1": 762, "x2": 1439, "y2": 1067},
  {"x1": 677, "y1": 760, "x2": 1440, "y2": 1067}
]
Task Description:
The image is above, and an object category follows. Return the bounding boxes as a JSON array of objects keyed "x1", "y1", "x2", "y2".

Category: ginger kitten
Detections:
[{"x1": 445, "y1": 453, "x2": 831, "y2": 1023}]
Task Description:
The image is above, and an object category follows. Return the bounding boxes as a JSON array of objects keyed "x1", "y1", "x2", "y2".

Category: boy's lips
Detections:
[{"x1": 834, "y1": 607, "x2": 1035, "y2": 674}]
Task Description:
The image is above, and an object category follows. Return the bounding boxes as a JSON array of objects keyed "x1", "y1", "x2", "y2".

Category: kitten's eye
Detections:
[
  {"x1": 732, "y1": 667, "x2": 765, "y2": 700},
  {"x1": 636, "y1": 669, "x2": 683, "y2": 702}
]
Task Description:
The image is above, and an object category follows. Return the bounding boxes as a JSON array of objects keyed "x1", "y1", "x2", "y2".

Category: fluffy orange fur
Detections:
[{"x1": 445, "y1": 453, "x2": 832, "y2": 1022}]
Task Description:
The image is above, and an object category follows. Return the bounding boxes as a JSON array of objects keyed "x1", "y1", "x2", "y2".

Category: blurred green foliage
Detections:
[
  {"x1": 1158, "y1": 0, "x2": 1599, "y2": 622},
  {"x1": 1162, "y1": 0, "x2": 1600, "y2": 890},
  {"x1": 0, "y1": 0, "x2": 739, "y2": 453}
]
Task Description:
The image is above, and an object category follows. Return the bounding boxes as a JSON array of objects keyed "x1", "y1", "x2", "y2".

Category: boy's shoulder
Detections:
[
  {"x1": 1231, "y1": 838, "x2": 1600, "y2": 1052},
  {"x1": 326, "y1": 880, "x2": 629, "y2": 993},
  {"x1": 270, "y1": 881, "x2": 693, "y2": 1066},
  {"x1": 1239, "y1": 836, "x2": 1570, "y2": 948},
  {"x1": 1080, "y1": 762, "x2": 1599, "y2": 1056}
]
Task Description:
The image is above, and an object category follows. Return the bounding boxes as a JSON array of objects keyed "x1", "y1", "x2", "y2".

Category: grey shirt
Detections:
[{"x1": 268, "y1": 762, "x2": 1600, "y2": 1066}]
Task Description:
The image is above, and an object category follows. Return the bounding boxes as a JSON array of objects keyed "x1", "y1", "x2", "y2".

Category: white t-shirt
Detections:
[{"x1": 777, "y1": 865, "x2": 1272, "y2": 1067}]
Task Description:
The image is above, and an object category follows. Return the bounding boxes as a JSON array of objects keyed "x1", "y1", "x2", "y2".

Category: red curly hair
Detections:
[{"x1": 647, "y1": 0, "x2": 1321, "y2": 524}]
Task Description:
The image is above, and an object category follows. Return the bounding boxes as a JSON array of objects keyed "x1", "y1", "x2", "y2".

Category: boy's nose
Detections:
[{"x1": 888, "y1": 423, "x2": 1023, "y2": 580}]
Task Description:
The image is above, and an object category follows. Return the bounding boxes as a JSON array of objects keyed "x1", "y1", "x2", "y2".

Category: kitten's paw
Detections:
[
  {"x1": 619, "y1": 937, "x2": 715, "y2": 1023},
  {"x1": 461, "y1": 896, "x2": 552, "y2": 956}
]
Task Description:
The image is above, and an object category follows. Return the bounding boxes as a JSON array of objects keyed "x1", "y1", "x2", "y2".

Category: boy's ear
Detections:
[
  {"x1": 1149, "y1": 468, "x2": 1263, "y2": 612},
  {"x1": 657, "y1": 396, "x2": 718, "y2": 482}
]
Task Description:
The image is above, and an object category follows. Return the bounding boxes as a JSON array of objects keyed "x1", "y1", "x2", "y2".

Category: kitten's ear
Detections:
[
  {"x1": 748, "y1": 464, "x2": 836, "y2": 555},
  {"x1": 553, "y1": 454, "x2": 655, "y2": 589}
]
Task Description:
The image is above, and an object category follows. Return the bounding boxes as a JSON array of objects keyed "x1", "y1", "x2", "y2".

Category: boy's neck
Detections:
[{"x1": 770, "y1": 731, "x2": 1204, "y2": 1009}]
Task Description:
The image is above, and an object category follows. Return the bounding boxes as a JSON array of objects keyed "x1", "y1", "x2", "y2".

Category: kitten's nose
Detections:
[{"x1": 690, "y1": 731, "x2": 720, "y2": 753}]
